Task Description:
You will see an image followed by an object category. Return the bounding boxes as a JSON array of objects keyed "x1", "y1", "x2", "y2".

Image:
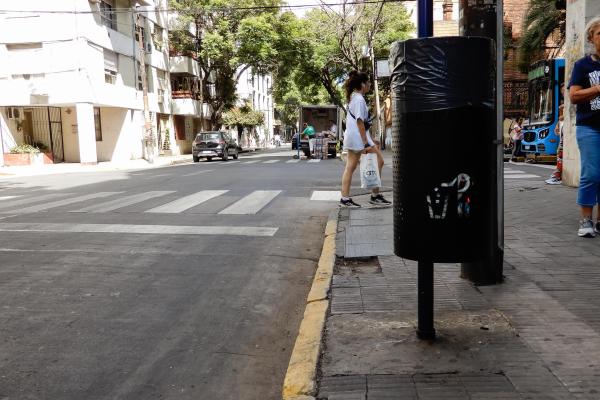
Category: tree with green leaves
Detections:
[
  {"x1": 519, "y1": 0, "x2": 566, "y2": 72},
  {"x1": 170, "y1": 0, "x2": 283, "y2": 128},
  {"x1": 271, "y1": 2, "x2": 413, "y2": 129},
  {"x1": 275, "y1": 0, "x2": 414, "y2": 111},
  {"x1": 222, "y1": 100, "x2": 265, "y2": 142}
]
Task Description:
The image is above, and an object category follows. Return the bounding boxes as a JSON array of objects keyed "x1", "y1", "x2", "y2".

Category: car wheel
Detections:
[
  {"x1": 233, "y1": 149, "x2": 239, "y2": 160},
  {"x1": 193, "y1": 155, "x2": 200, "y2": 163},
  {"x1": 207, "y1": 157, "x2": 213, "y2": 162},
  {"x1": 222, "y1": 149, "x2": 229, "y2": 161}
]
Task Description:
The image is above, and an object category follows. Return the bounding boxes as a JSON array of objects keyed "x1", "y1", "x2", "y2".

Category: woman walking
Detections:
[
  {"x1": 569, "y1": 16, "x2": 600, "y2": 237},
  {"x1": 510, "y1": 117, "x2": 524, "y2": 162},
  {"x1": 340, "y1": 70, "x2": 390, "y2": 208}
]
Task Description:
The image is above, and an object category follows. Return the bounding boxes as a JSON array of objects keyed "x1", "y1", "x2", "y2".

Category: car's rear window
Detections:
[{"x1": 197, "y1": 133, "x2": 221, "y2": 140}]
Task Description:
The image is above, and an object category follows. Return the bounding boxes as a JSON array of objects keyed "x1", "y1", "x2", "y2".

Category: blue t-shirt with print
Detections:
[{"x1": 569, "y1": 55, "x2": 600, "y2": 127}]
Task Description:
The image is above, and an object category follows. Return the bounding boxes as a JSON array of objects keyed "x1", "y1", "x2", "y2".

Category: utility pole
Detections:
[
  {"x1": 136, "y1": 9, "x2": 154, "y2": 163},
  {"x1": 370, "y1": 41, "x2": 384, "y2": 147}
]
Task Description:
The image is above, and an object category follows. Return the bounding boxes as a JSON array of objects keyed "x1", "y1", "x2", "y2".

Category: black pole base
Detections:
[
  {"x1": 417, "y1": 260, "x2": 436, "y2": 341},
  {"x1": 417, "y1": 328, "x2": 436, "y2": 341}
]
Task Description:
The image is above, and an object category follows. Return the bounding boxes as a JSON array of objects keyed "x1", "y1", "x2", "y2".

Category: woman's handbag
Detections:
[{"x1": 360, "y1": 153, "x2": 381, "y2": 190}]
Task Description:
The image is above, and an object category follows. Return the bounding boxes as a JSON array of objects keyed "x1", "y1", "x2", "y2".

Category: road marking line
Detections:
[
  {"x1": 219, "y1": 190, "x2": 282, "y2": 215},
  {"x1": 243, "y1": 160, "x2": 260, "y2": 164},
  {"x1": 0, "y1": 222, "x2": 278, "y2": 237},
  {"x1": 0, "y1": 193, "x2": 71, "y2": 210},
  {"x1": 286, "y1": 159, "x2": 300, "y2": 163},
  {"x1": 504, "y1": 174, "x2": 540, "y2": 179},
  {"x1": 262, "y1": 160, "x2": 280, "y2": 164},
  {"x1": 145, "y1": 190, "x2": 229, "y2": 213},
  {"x1": 8, "y1": 192, "x2": 121, "y2": 214},
  {"x1": 308, "y1": 159, "x2": 321, "y2": 163},
  {"x1": 310, "y1": 191, "x2": 341, "y2": 201},
  {"x1": 182, "y1": 170, "x2": 213, "y2": 177},
  {"x1": 71, "y1": 191, "x2": 174, "y2": 213},
  {"x1": 0, "y1": 196, "x2": 20, "y2": 201},
  {"x1": 504, "y1": 170, "x2": 525, "y2": 174},
  {"x1": 225, "y1": 160, "x2": 241, "y2": 164},
  {"x1": 146, "y1": 173, "x2": 171, "y2": 178}
]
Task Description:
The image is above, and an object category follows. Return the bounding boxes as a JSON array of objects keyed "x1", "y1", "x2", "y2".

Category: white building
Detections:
[
  {"x1": 233, "y1": 67, "x2": 274, "y2": 148},
  {"x1": 0, "y1": 0, "x2": 207, "y2": 166}
]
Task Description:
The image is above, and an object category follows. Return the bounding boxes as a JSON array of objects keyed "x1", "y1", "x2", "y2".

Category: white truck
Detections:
[{"x1": 295, "y1": 105, "x2": 343, "y2": 159}]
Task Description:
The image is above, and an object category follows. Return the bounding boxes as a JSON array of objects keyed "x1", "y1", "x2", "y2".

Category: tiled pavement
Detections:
[{"x1": 319, "y1": 167, "x2": 600, "y2": 399}]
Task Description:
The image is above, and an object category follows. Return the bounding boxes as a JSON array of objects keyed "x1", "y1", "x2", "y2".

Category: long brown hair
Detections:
[{"x1": 344, "y1": 70, "x2": 369, "y2": 102}]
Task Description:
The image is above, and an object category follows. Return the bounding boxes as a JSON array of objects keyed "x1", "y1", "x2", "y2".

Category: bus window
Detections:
[{"x1": 530, "y1": 79, "x2": 553, "y2": 124}]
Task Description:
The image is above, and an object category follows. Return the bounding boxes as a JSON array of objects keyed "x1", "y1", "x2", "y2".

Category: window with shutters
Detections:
[
  {"x1": 99, "y1": 0, "x2": 116, "y2": 30},
  {"x1": 153, "y1": 24, "x2": 164, "y2": 51},
  {"x1": 94, "y1": 108, "x2": 103, "y2": 141},
  {"x1": 136, "y1": 61, "x2": 143, "y2": 90},
  {"x1": 103, "y1": 49, "x2": 118, "y2": 84},
  {"x1": 157, "y1": 70, "x2": 167, "y2": 102}
]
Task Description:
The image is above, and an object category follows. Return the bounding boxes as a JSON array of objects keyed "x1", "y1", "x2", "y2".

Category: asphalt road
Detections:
[{"x1": 0, "y1": 149, "x2": 393, "y2": 400}]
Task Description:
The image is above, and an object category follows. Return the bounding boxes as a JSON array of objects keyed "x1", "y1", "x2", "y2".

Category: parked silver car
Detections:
[{"x1": 192, "y1": 132, "x2": 240, "y2": 162}]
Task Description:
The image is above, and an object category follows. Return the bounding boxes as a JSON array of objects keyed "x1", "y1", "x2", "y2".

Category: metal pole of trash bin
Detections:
[
  {"x1": 416, "y1": 0, "x2": 435, "y2": 340},
  {"x1": 417, "y1": 261, "x2": 435, "y2": 340}
]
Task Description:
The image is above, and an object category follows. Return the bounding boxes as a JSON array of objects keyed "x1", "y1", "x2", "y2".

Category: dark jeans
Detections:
[{"x1": 512, "y1": 139, "x2": 523, "y2": 158}]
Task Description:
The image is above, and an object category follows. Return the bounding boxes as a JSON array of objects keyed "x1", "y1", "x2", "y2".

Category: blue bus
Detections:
[{"x1": 521, "y1": 58, "x2": 565, "y2": 158}]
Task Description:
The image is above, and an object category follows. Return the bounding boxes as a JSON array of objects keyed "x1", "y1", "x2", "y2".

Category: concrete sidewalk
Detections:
[
  {"x1": 318, "y1": 174, "x2": 600, "y2": 399},
  {"x1": 0, "y1": 154, "x2": 193, "y2": 177}
]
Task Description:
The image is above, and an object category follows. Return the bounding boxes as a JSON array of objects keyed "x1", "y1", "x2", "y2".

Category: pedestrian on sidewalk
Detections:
[
  {"x1": 510, "y1": 117, "x2": 525, "y2": 162},
  {"x1": 340, "y1": 70, "x2": 390, "y2": 208},
  {"x1": 546, "y1": 86, "x2": 565, "y2": 185},
  {"x1": 569, "y1": 16, "x2": 600, "y2": 237}
]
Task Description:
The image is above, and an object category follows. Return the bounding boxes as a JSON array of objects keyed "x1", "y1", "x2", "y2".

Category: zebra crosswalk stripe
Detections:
[
  {"x1": 308, "y1": 159, "x2": 321, "y2": 163},
  {"x1": 8, "y1": 192, "x2": 121, "y2": 214},
  {"x1": 504, "y1": 174, "x2": 540, "y2": 179},
  {"x1": 0, "y1": 196, "x2": 20, "y2": 201},
  {"x1": 286, "y1": 159, "x2": 300, "y2": 163},
  {"x1": 262, "y1": 160, "x2": 280, "y2": 164},
  {"x1": 0, "y1": 222, "x2": 278, "y2": 237},
  {"x1": 146, "y1": 190, "x2": 229, "y2": 214},
  {"x1": 71, "y1": 191, "x2": 174, "y2": 213},
  {"x1": 243, "y1": 160, "x2": 260, "y2": 164},
  {"x1": 310, "y1": 191, "x2": 341, "y2": 201},
  {"x1": 219, "y1": 190, "x2": 282, "y2": 215},
  {"x1": 0, "y1": 193, "x2": 70, "y2": 210}
]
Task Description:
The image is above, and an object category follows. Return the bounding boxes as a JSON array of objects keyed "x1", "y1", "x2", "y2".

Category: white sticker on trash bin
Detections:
[{"x1": 427, "y1": 173, "x2": 471, "y2": 220}]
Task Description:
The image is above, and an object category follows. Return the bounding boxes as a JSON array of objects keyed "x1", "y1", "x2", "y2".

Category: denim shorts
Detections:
[{"x1": 576, "y1": 124, "x2": 600, "y2": 206}]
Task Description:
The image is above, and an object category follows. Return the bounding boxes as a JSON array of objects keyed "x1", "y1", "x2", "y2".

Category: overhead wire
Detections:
[{"x1": 0, "y1": 0, "x2": 407, "y2": 15}]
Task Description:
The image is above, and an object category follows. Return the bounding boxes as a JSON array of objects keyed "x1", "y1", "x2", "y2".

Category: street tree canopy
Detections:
[
  {"x1": 272, "y1": 2, "x2": 413, "y2": 128},
  {"x1": 170, "y1": 0, "x2": 284, "y2": 128},
  {"x1": 519, "y1": 0, "x2": 566, "y2": 72}
]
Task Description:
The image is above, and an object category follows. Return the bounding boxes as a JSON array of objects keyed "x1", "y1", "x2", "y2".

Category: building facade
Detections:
[
  {"x1": 0, "y1": 0, "x2": 210, "y2": 167},
  {"x1": 233, "y1": 67, "x2": 274, "y2": 149}
]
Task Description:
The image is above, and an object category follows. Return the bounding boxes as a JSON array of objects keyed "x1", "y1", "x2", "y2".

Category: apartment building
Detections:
[
  {"x1": 233, "y1": 67, "x2": 274, "y2": 149},
  {"x1": 0, "y1": 0, "x2": 207, "y2": 166}
]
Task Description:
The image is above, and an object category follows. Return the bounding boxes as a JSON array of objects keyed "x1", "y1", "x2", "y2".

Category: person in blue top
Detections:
[{"x1": 569, "y1": 16, "x2": 600, "y2": 237}]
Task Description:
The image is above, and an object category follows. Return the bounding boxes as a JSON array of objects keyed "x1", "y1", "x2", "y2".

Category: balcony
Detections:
[{"x1": 169, "y1": 56, "x2": 201, "y2": 77}]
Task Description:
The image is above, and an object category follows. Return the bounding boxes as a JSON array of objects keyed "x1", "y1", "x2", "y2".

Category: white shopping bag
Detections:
[{"x1": 360, "y1": 153, "x2": 381, "y2": 190}]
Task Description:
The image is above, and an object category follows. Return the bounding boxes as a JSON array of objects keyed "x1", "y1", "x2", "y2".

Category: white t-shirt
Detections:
[{"x1": 344, "y1": 92, "x2": 374, "y2": 152}]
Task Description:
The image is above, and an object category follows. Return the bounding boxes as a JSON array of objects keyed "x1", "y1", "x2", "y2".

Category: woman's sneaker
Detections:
[
  {"x1": 578, "y1": 218, "x2": 596, "y2": 238},
  {"x1": 340, "y1": 198, "x2": 361, "y2": 208},
  {"x1": 545, "y1": 177, "x2": 561, "y2": 185},
  {"x1": 369, "y1": 194, "x2": 392, "y2": 206}
]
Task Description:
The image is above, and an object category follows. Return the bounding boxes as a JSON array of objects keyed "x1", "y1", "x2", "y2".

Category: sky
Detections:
[{"x1": 283, "y1": 0, "x2": 341, "y2": 17}]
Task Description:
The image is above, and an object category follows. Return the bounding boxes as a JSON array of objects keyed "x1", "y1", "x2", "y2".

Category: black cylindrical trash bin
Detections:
[{"x1": 390, "y1": 37, "x2": 495, "y2": 263}]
